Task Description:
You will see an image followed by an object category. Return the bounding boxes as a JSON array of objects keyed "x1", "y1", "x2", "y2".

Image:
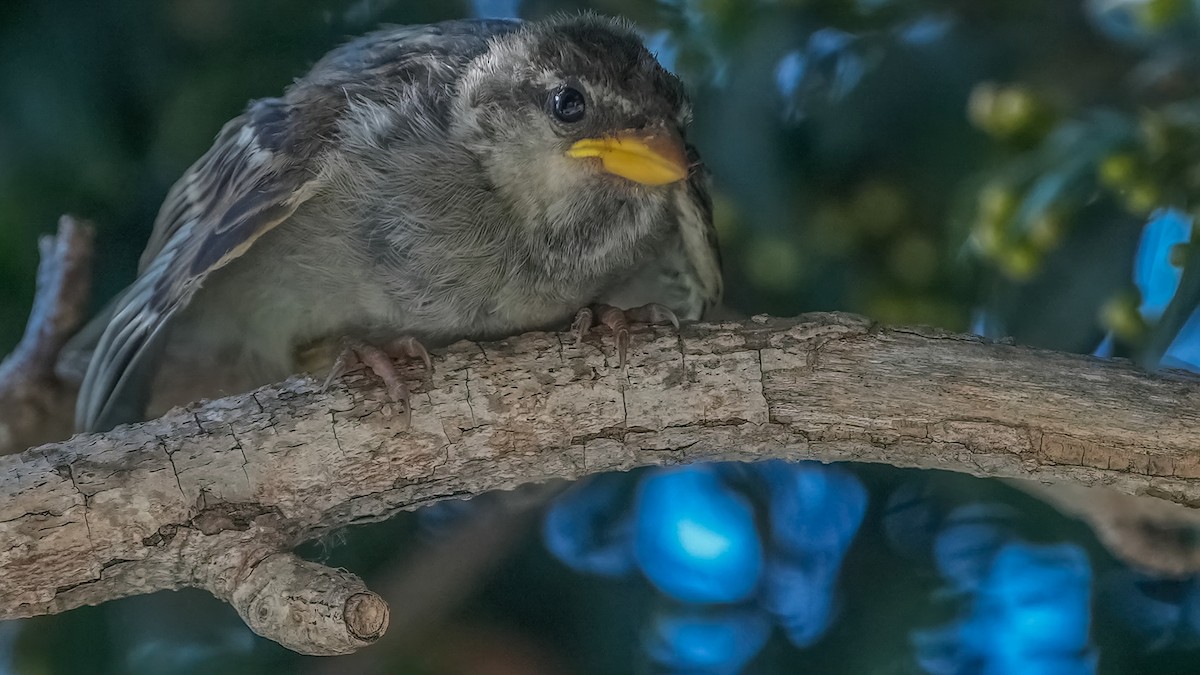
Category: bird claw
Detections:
[
  {"x1": 322, "y1": 335, "x2": 431, "y2": 428},
  {"x1": 571, "y1": 303, "x2": 679, "y2": 368},
  {"x1": 623, "y1": 303, "x2": 680, "y2": 330}
]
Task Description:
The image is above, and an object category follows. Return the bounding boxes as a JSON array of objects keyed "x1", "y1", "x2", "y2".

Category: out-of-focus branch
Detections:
[
  {"x1": 0, "y1": 216, "x2": 92, "y2": 455},
  {"x1": 1012, "y1": 480, "x2": 1200, "y2": 577},
  {"x1": 5, "y1": 312, "x2": 1200, "y2": 653},
  {"x1": 310, "y1": 483, "x2": 562, "y2": 674}
]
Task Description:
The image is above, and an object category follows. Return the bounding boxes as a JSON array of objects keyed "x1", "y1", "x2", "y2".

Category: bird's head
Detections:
[{"x1": 453, "y1": 14, "x2": 695, "y2": 260}]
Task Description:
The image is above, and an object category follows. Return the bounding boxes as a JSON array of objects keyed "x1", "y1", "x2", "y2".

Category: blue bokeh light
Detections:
[
  {"x1": 755, "y1": 461, "x2": 868, "y2": 647},
  {"x1": 775, "y1": 50, "x2": 806, "y2": 101},
  {"x1": 916, "y1": 541, "x2": 1096, "y2": 675},
  {"x1": 471, "y1": 0, "x2": 520, "y2": 19},
  {"x1": 544, "y1": 461, "x2": 869, "y2": 671},
  {"x1": 634, "y1": 465, "x2": 764, "y2": 604},
  {"x1": 1134, "y1": 207, "x2": 1191, "y2": 320},
  {"x1": 760, "y1": 555, "x2": 839, "y2": 648},
  {"x1": 932, "y1": 504, "x2": 1016, "y2": 594},
  {"x1": 1094, "y1": 207, "x2": 1200, "y2": 366},
  {"x1": 966, "y1": 544, "x2": 1094, "y2": 665},
  {"x1": 643, "y1": 604, "x2": 772, "y2": 675},
  {"x1": 896, "y1": 482, "x2": 1097, "y2": 675},
  {"x1": 1085, "y1": 0, "x2": 1193, "y2": 44},
  {"x1": 543, "y1": 473, "x2": 638, "y2": 578},
  {"x1": 643, "y1": 29, "x2": 680, "y2": 74},
  {"x1": 897, "y1": 15, "x2": 954, "y2": 46},
  {"x1": 775, "y1": 28, "x2": 870, "y2": 121},
  {"x1": 1129, "y1": 207, "x2": 1200, "y2": 370},
  {"x1": 756, "y1": 460, "x2": 868, "y2": 558}
]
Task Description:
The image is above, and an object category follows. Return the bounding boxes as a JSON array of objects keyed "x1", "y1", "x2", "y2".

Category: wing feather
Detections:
[
  {"x1": 75, "y1": 21, "x2": 515, "y2": 432},
  {"x1": 680, "y1": 146, "x2": 723, "y2": 315},
  {"x1": 77, "y1": 98, "x2": 328, "y2": 431}
]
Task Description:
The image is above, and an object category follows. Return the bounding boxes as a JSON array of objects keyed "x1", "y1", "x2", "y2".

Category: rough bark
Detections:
[{"x1": 5, "y1": 312, "x2": 1200, "y2": 652}]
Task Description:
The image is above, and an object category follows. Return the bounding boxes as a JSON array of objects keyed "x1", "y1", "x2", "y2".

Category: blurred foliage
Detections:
[{"x1": 7, "y1": 0, "x2": 1200, "y2": 673}]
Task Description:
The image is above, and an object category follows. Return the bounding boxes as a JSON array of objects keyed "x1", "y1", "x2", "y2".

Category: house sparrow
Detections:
[{"x1": 75, "y1": 14, "x2": 722, "y2": 432}]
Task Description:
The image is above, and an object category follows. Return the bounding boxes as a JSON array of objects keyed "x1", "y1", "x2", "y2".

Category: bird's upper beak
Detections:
[{"x1": 566, "y1": 129, "x2": 689, "y2": 186}]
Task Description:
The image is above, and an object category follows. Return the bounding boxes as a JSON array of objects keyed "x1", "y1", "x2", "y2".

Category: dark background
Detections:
[{"x1": 3, "y1": 0, "x2": 1199, "y2": 672}]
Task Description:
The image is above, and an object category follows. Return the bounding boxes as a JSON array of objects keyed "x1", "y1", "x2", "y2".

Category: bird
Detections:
[{"x1": 74, "y1": 14, "x2": 722, "y2": 433}]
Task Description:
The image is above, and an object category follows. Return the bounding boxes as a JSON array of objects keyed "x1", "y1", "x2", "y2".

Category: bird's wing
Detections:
[
  {"x1": 77, "y1": 98, "x2": 331, "y2": 432},
  {"x1": 599, "y1": 147, "x2": 723, "y2": 320},
  {"x1": 77, "y1": 20, "x2": 525, "y2": 432},
  {"x1": 677, "y1": 145, "x2": 723, "y2": 317}
]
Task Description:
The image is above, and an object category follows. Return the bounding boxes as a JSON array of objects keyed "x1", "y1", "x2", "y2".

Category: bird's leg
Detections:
[
  {"x1": 323, "y1": 336, "x2": 432, "y2": 428},
  {"x1": 572, "y1": 303, "x2": 680, "y2": 367}
]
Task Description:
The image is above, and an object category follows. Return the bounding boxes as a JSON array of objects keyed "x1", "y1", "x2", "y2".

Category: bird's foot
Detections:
[
  {"x1": 323, "y1": 336, "x2": 432, "y2": 427},
  {"x1": 571, "y1": 303, "x2": 679, "y2": 367}
]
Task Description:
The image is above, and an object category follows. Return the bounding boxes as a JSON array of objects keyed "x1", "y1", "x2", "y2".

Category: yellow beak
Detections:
[{"x1": 566, "y1": 130, "x2": 689, "y2": 186}]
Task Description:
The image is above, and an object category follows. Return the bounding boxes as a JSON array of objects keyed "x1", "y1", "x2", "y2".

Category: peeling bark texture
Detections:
[
  {"x1": 4, "y1": 312, "x2": 1200, "y2": 653},
  {"x1": 0, "y1": 216, "x2": 92, "y2": 455},
  {"x1": 222, "y1": 552, "x2": 388, "y2": 655}
]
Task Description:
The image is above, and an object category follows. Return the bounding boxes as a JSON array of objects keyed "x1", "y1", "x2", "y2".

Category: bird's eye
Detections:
[{"x1": 550, "y1": 86, "x2": 587, "y2": 123}]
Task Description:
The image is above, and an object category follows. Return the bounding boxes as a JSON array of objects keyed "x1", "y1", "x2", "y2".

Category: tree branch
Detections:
[
  {"x1": 0, "y1": 216, "x2": 92, "y2": 454},
  {"x1": 4, "y1": 311, "x2": 1200, "y2": 653}
]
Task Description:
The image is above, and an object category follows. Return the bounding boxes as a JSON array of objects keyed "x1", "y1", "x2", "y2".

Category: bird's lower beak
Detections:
[{"x1": 566, "y1": 130, "x2": 689, "y2": 186}]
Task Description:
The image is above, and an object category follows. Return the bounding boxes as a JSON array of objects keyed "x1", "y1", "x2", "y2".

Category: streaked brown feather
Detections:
[{"x1": 77, "y1": 98, "x2": 329, "y2": 431}]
